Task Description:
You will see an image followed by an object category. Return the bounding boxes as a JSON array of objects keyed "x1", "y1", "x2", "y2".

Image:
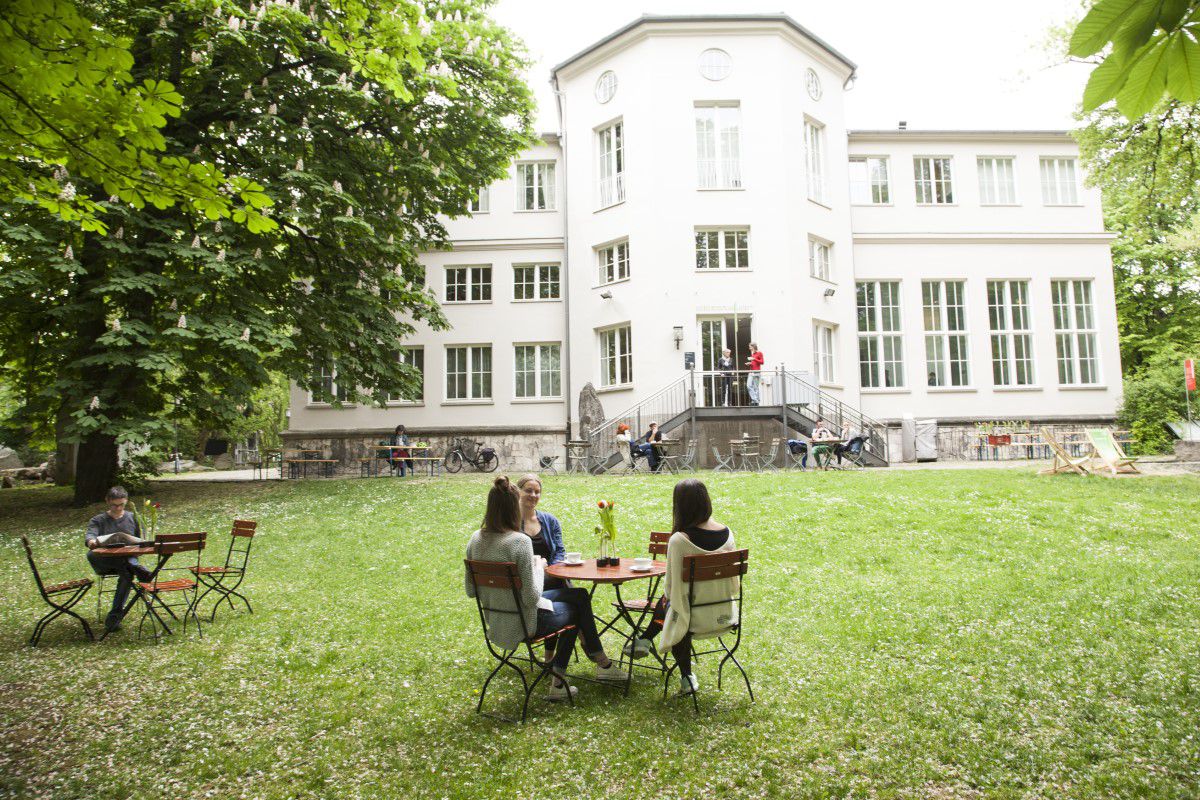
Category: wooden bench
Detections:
[
  {"x1": 408, "y1": 456, "x2": 442, "y2": 477},
  {"x1": 284, "y1": 459, "x2": 336, "y2": 478}
]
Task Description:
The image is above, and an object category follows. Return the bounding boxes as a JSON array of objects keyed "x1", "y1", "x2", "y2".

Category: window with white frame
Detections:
[
  {"x1": 308, "y1": 359, "x2": 347, "y2": 403},
  {"x1": 987, "y1": 280, "x2": 1035, "y2": 387},
  {"x1": 444, "y1": 266, "x2": 491, "y2": 303},
  {"x1": 914, "y1": 157, "x2": 954, "y2": 204},
  {"x1": 977, "y1": 157, "x2": 1017, "y2": 205},
  {"x1": 856, "y1": 281, "x2": 904, "y2": 388},
  {"x1": 813, "y1": 322, "x2": 836, "y2": 384},
  {"x1": 597, "y1": 121, "x2": 625, "y2": 207},
  {"x1": 1051, "y1": 279, "x2": 1099, "y2": 384},
  {"x1": 514, "y1": 343, "x2": 561, "y2": 399},
  {"x1": 597, "y1": 240, "x2": 630, "y2": 285},
  {"x1": 1040, "y1": 158, "x2": 1079, "y2": 205},
  {"x1": 805, "y1": 119, "x2": 827, "y2": 203},
  {"x1": 808, "y1": 238, "x2": 831, "y2": 281},
  {"x1": 695, "y1": 104, "x2": 742, "y2": 189},
  {"x1": 445, "y1": 345, "x2": 492, "y2": 400},
  {"x1": 849, "y1": 156, "x2": 890, "y2": 204},
  {"x1": 468, "y1": 186, "x2": 489, "y2": 213},
  {"x1": 513, "y1": 264, "x2": 560, "y2": 301},
  {"x1": 388, "y1": 347, "x2": 425, "y2": 403},
  {"x1": 599, "y1": 324, "x2": 633, "y2": 387},
  {"x1": 922, "y1": 280, "x2": 969, "y2": 387},
  {"x1": 516, "y1": 161, "x2": 556, "y2": 210},
  {"x1": 695, "y1": 228, "x2": 749, "y2": 270}
]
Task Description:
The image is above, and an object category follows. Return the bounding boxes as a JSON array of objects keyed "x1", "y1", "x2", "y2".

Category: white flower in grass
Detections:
[
  {"x1": 346, "y1": 205, "x2": 354, "y2": 217},
  {"x1": 89, "y1": 396, "x2": 100, "y2": 411},
  {"x1": 240, "y1": 327, "x2": 251, "y2": 342},
  {"x1": 159, "y1": 15, "x2": 167, "y2": 28},
  {"x1": 59, "y1": 182, "x2": 76, "y2": 201},
  {"x1": 418, "y1": 18, "x2": 431, "y2": 36},
  {"x1": 229, "y1": 15, "x2": 240, "y2": 31},
  {"x1": 177, "y1": 314, "x2": 187, "y2": 328},
  {"x1": 193, "y1": 144, "x2": 201, "y2": 155},
  {"x1": 433, "y1": 47, "x2": 442, "y2": 60},
  {"x1": 337, "y1": 72, "x2": 348, "y2": 87},
  {"x1": 435, "y1": 9, "x2": 443, "y2": 21},
  {"x1": 191, "y1": 51, "x2": 203, "y2": 63},
  {"x1": 228, "y1": 120, "x2": 236, "y2": 132},
  {"x1": 191, "y1": 234, "x2": 201, "y2": 248},
  {"x1": 387, "y1": 233, "x2": 394, "y2": 244},
  {"x1": 301, "y1": 116, "x2": 309, "y2": 129},
  {"x1": 53, "y1": 166, "x2": 68, "y2": 181},
  {"x1": 64, "y1": 244, "x2": 74, "y2": 260}
]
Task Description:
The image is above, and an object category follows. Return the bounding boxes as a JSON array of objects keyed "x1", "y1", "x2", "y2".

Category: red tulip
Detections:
[{"x1": 597, "y1": 500, "x2": 606, "y2": 508}]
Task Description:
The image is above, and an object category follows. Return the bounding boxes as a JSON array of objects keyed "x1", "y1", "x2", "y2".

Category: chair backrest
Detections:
[
  {"x1": 648, "y1": 530, "x2": 671, "y2": 558},
  {"x1": 1039, "y1": 427, "x2": 1073, "y2": 459},
  {"x1": 19, "y1": 535, "x2": 47, "y2": 596},
  {"x1": 464, "y1": 560, "x2": 531, "y2": 646},
  {"x1": 619, "y1": 444, "x2": 636, "y2": 468},
  {"x1": 224, "y1": 519, "x2": 257, "y2": 570},
  {"x1": 680, "y1": 548, "x2": 749, "y2": 632},
  {"x1": 1087, "y1": 428, "x2": 1123, "y2": 460},
  {"x1": 152, "y1": 532, "x2": 206, "y2": 583}
]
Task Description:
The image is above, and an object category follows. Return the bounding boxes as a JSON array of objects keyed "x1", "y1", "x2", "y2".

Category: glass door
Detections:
[{"x1": 699, "y1": 318, "x2": 726, "y2": 406}]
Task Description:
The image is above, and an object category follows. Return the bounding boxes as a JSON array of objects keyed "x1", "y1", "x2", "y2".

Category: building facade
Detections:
[{"x1": 286, "y1": 15, "x2": 1120, "y2": 466}]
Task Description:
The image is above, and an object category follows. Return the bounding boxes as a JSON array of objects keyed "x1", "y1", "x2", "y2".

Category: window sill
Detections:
[
  {"x1": 1057, "y1": 384, "x2": 1107, "y2": 391},
  {"x1": 850, "y1": 202, "x2": 894, "y2": 208},
  {"x1": 512, "y1": 297, "x2": 562, "y2": 303},
  {"x1": 513, "y1": 208, "x2": 557, "y2": 214},
  {"x1": 810, "y1": 275, "x2": 836, "y2": 285},
  {"x1": 818, "y1": 382, "x2": 843, "y2": 390},
  {"x1": 512, "y1": 397, "x2": 565, "y2": 404},
  {"x1": 441, "y1": 399, "x2": 494, "y2": 406},
  {"x1": 384, "y1": 401, "x2": 426, "y2": 407},
  {"x1": 443, "y1": 300, "x2": 494, "y2": 306},
  {"x1": 697, "y1": 186, "x2": 745, "y2": 192},
  {"x1": 469, "y1": 210, "x2": 491, "y2": 216},
  {"x1": 595, "y1": 277, "x2": 631, "y2": 290},
  {"x1": 1043, "y1": 203, "x2": 1084, "y2": 208},
  {"x1": 807, "y1": 198, "x2": 832, "y2": 210},
  {"x1": 992, "y1": 385, "x2": 1042, "y2": 393},
  {"x1": 860, "y1": 388, "x2": 910, "y2": 395},
  {"x1": 305, "y1": 403, "x2": 357, "y2": 409},
  {"x1": 695, "y1": 269, "x2": 753, "y2": 274},
  {"x1": 915, "y1": 203, "x2": 958, "y2": 207},
  {"x1": 925, "y1": 387, "x2": 977, "y2": 393},
  {"x1": 979, "y1": 203, "x2": 1021, "y2": 207},
  {"x1": 596, "y1": 384, "x2": 634, "y2": 394},
  {"x1": 595, "y1": 200, "x2": 626, "y2": 213}
]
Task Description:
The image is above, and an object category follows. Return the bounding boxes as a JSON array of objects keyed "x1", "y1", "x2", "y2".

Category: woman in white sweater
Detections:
[
  {"x1": 465, "y1": 476, "x2": 625, "y2": 700},
  {"x1": 625, "y1": 478, "x2": 739, "y2": 695}
]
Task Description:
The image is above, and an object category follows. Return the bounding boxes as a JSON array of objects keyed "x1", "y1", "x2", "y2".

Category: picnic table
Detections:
[{"x1": 284, "y1": 450, "x2": 336, "y2": 478}]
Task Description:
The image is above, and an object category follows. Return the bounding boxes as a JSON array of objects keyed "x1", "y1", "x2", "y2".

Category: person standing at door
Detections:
[
  {"x1": 717, "y1": 348, "x2": 734, "y2": 406},
  {"x1": 745, "y1": 343, "x2": 764, "y2": 405}
]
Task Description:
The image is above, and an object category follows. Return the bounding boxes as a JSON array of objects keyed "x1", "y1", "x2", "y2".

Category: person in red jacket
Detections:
[{"x1": 745, "y1": 343, "x2": 764, "y2": 405}]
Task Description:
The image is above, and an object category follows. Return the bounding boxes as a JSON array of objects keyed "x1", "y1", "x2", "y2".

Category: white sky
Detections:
[{"x1": 490, "y1": 0, "x2": 1090, "y2": 133}]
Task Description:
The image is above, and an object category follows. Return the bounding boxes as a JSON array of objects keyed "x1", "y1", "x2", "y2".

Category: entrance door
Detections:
[{"x1": 698, "y1": 315, "x2": 753, "y2": 406}]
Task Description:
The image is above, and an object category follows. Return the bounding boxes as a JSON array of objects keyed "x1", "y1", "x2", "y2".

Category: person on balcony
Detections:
[
  {"x1": 717, "y1": 348, "x2": 734, "y2": 406},
  {"x1": 745, "y1": 343, "x2": 764, "y2": 405}
]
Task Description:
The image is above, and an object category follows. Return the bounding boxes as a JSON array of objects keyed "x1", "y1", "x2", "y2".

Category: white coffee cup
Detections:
[
  {"x1": 565, "y1": 551, "x2": 582, "y2": 564},
  {"x1": 633, "y1": 557, "x2": 652, "y2": 569}
]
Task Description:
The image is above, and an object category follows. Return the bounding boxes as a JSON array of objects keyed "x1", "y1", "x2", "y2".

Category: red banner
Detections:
[{"x1": 1187, "y1": 359, "x2": 1196, "y2": 392}]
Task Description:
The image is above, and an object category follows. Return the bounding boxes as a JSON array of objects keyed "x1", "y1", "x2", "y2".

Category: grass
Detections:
[{"x1": 1, "y1": 469, "x2": 1199, "y2": 799}]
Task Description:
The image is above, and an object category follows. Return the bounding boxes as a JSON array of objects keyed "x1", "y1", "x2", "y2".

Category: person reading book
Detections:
[{"x1": 85, "y1": 486, "x2": 153, "y2": 632}]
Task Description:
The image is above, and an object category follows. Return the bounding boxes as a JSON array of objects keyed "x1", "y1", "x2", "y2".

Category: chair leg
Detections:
[{"x1": 31, "y1": 587, "x2": 95, "y2": 646}]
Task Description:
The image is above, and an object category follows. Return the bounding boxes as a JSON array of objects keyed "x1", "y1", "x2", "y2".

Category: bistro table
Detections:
[
  {"x1": 545, "y1": 557, "x2": 668, "y2": 693},
  {"x1": 811, "y1": 438, "x2": 845, "y2": 470},
  {"x1": 565, "y1": 441, "x2": 593, "y2": 475},
  {"x1": 652, "y1": 438, "x2": 680, "y2": 473},
  {"x1": 95, "y1": 544, "x2": 172, "y2": 641},
  {"x1": 728, "y1": 438, "x2": 761, "y2": 471}
]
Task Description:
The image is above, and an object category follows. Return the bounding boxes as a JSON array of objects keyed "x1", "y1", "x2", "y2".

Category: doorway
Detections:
[{"x1": 698, "y1": 314, "x2": 753, "y2": 407}]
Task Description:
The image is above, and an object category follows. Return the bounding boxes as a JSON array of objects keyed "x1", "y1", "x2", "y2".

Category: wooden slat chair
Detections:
[
  {"x1": 1087, "y1": 428, "x2": 1140, "y2": 476},
  {"x1": 662, "y1": 548, "x2": 753, "y2": 712},
  {"x1": 465, "y1": 560, "x2": 576, "y2": 724},
  {"x1": 1037, "y1": 427, "x2": 1092, "y2": 476},
  {"x1": 191, "y1": 520, "x2": 257, "y2": 621},
  {"x1": 20, "y1": 535, "x2": 94, "y2": 646},
  {"x1": 137, "y1": 532, "x2": 206, "y2": 641}
]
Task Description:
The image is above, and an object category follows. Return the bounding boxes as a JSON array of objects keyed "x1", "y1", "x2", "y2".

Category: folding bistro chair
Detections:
[
  {"x1": 136, "y1": 532, "x2": 206, "y2": 641},
  {"x1": 678, "y1": 439, "x2": 698, "y2": 471},
  {"x1": 538, "y1": 455, "x2": 559, "y2": 475},
  {"x1": 611, "y1": 531, "x2": 672, "y2": 663},
  {"x1": 839, "y1": 437, "x2": 868, "y2": 469},
  {"x1": 1038, "y1": 427, "x2": 1092, "y2": 476},
  {"x1": 191, "y1": 520, "x2": 257, "y2": 621},
  {"x1": 465, "y1": 560, "x2": 576, "y2": 723},
  {"x1": 662, "y1": 548, "x2": 752, "y2": 712},
  {"x1": 757, "y1": 438, "x2": 782, "y2": 471},
  {"x1": 710, "y1": 446, "x2": 735, "y2": 473},
  {"x1": 615, "y1": 444, "x2": 648, "y2": 475},
  {"x1": 20, "y1": 535, "x2": 94, "y2": 646}
]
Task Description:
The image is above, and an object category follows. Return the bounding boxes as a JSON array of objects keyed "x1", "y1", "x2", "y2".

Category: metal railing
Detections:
[
  {"x1": 586, "y1": 375, "x2": 691, "y2": 468},
  {"x1": 777, "y1": 368, "x2": 890, "y2": 463}
]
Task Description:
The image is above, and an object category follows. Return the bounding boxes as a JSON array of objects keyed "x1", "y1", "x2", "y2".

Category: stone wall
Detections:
[
  {"x1": 1175, "y1": 439, "x2": 1200, "y2": 462},
  {"x1": 279, "y1": 429, "x2": 567, "y2": 474}
]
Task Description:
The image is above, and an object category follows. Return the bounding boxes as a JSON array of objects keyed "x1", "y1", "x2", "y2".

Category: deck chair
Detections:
[
  {"x1": 465, "y1": 560, "x2": 575, "y2": 723},
  {"x1": 191, "y1": 520, "x2": 257, "y2": 621},
  {"x1": 1037, "y1": 427, "x2": 1091, "y2": 476},
  {"x1": 20, "y1": 535, "x2": 94, "y2": 646},
  {"x1": 661, "y1": 548, "x2": 753, "y2": 712},
  {"x1": 1087, "y1": 428, "x2": 1140, "y2": 475},
  {"x1": 710, "y1": 446, "x2": 735, "y2": 473}
]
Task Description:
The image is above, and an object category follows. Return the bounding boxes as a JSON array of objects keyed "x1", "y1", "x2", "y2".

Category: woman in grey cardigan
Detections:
[{"x1": 465, "y1": 476, "x2": 626, "y2": 700}]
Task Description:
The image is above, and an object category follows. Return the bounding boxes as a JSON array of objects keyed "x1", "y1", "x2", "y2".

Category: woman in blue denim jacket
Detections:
[{"x1": 516, "y1": 474, "x2": 566, "y2": 587}]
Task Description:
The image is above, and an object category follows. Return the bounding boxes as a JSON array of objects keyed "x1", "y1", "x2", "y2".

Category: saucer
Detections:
[
  {"x1": 562, "y1": 560, "x2": 584, "y2": 566},
  {"x1": 629, "y1": 565, "x2": 653, "y2": 572}
]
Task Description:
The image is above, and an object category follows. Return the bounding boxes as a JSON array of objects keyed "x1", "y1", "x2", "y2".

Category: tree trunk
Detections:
[{"x1": 73, "y1": 432, "x2": 118, "y2": 506}]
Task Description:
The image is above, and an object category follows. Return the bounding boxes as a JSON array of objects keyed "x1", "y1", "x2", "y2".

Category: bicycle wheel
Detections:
[
  {"x1": 444, "y1": 450, "x2": 464, "y2": 473},
  {"x1": 479, "y1": 451, "x2": 499, "y2": 472}
]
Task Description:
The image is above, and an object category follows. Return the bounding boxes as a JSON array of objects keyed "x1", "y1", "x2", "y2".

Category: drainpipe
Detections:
[{"x1": 552, "y1": 75, "x2": 571, "y2": 452}]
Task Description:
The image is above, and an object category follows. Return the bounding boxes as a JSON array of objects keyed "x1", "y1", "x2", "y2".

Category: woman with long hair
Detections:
[
  {"x1": 465, "y1": 476, "x2": 625, "y2": 700},
  {"x1": 515, "y1": 473, "x2": 567, "y2": 590}
]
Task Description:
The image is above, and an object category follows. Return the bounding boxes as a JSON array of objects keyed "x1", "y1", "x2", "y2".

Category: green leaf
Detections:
[
  {"x1": 1159, "y1": 0, "x2": 1191, "y2": 30},
  {"x1": 1070, "y1": 0, "x2": 1147, "y2": 57},
  {"x1": 1165, "y1": 34, "x2": 1200, "y2": 102},
  {"x1": 1113, "y1": 0, "x2": 1168, "y2": 57},
  {"x1": 1083, "y1": 53, "x2": 1137, "y2": 110},
  {"x1": 1115, "y1": 38, "x2": 1173, "y2": 117}
]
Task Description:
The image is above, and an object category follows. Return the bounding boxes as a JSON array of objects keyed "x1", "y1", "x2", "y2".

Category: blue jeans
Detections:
[
  {"x1": 87, "y1": 550, "x2": 141, "y2": 622},
  {"x1": 747, "y1": 373, "x2": 761, "y2": 405},
  {"x1": 536, "y1": 587, "x2": 605, "y2": 671},
  {"x1": 634, "y1": 442, "x2": 660, "y2": 471}
]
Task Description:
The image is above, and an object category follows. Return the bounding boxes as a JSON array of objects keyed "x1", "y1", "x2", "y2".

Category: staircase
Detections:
[{"x1": 584, "y1": 369, "x2": 890, "y2": 472}]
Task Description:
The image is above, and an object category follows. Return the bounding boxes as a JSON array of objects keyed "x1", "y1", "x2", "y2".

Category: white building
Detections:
[{"x1": 286, "y1": 14, "x2": 1120, "y2": 467}]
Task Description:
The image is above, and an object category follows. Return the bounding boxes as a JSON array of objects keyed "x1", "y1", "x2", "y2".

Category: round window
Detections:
[
  {"x1": 698, "y1": 49, "x2": 732, "y2": 81},
  {"x1": 805, "y1": 68, "x2": 823, "y2": 101},
  {"x1": 594, "y1": 70, "x2": 617, "y2": 104}
]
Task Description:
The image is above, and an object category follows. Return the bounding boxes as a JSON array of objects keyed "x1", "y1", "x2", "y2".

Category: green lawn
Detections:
[{"x1": 1, "y1": 469, "x2": 1198, "y2": 799}]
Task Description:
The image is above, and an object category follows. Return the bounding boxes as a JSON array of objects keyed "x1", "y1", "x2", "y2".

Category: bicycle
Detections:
[{"x1": 444, "y1": 437, "x2": 499, "y2": 473}]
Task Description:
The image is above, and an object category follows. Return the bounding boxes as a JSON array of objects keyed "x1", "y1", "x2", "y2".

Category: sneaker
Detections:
[
  {"x1": 132, "y1": 565, "x2": 154, "y2": 583},
  {"x1": 594, "y1": 662, "x2": 628, "y2": 683},
  {"x1": 677, "y1": 673, "x2": 699, "y2": 696},
  {"x1": 622, "y1": 637, "x2": 651, "y2": 660},
  {"x1": 546, "y1": 680, "x2": 578, "y2": 702}
]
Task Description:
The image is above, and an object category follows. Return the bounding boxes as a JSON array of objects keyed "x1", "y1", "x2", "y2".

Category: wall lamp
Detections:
[
  {"x1": 823, "y1": 287, "x2": 836, "y2": 298},
  {"x1": 600, "y1": 290, "x2": 613, "y2": 299},
  {"x1": 673, "y1": 325, "x2": 684, "y2": 350}
]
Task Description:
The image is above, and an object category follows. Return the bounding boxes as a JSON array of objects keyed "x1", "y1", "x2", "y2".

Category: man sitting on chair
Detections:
[
  {"x1": 638, "y1": 422, "x2": 664, "y2": 472},
  {"x1": 85, "y1": 486, "x2": 153, "y2": 632}
]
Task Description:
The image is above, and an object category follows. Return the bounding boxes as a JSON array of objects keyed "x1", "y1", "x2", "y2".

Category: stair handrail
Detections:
[
  {"x1": 586, "y1": 375, "x2": 690, "y2": 462},
  {"x1": 779, "y1": 368, "x2": 890, "y2": 463}
]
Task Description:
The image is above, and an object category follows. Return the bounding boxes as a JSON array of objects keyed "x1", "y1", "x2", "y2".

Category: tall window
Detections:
[
  {"x1": 695, "y1": 229, "x2": 749, "y2": 270},
  {"x1": 599, "y1": 324, "x2": 633, "y2": 387},
  {"x1": 597, "y1": 121, "x2": 625, "y2": 207},
  {"x1": 695, "y1": 104, "x2": 742, "y2": 189},
  {"x1": 804, "y1": 119, "x2": 826, "y2": 203},
  {"x1": 444, "y1": 266, "x2": 491, "y2": 303},
  {"x1": 516, "y1": 162, "x2": 556, "y2": 210},
  {"x1": 1040, "y1": 158, "x2": 1079, "y2": 205},
  {"x1": 1052, "y1": 279, "x2": 1099, "y2": 384},
  {"x1": 468, "y1": 186, "x2": 489, "y2": 213},
  {"x1": 922, "y1": 280, "x2": 969, "y2": 387},
  {"x1": 914, "y1": 157, "x2": 954, "y2": 204},
  {"x1": 987, "y1": 280, "x2": 1035, "y2": 386},
  {"x1": 813, "y1": 323, "x2": 836, "y2": 384},
  {"x1": 388, "y1": 347, "x2": 425, "y2": 403},
  {"x1": 309, "y1": 359, "x2": 347, "y2": 403},
  {"x1": 514, "y1": 343, "x2": 561, "y2": 399},
  {"x1": 849, "y1": 156, "x2": 890, "y2": 204},
  {"x1": 445, "y1": 345, "x2": 492, "y2": 400},
  {"x1": 808, "y1": 238, "x2": 831, "y2": 281},
  {"x1": 513, "y1": 264, "x2": 560, "y2": 301},
  {"x1": 857, "y1": 281, "x2": 904, "y2": 388},
  {"x1": 977, "y1": 157, "x2": 1017, "y2": 205},
  {"x1": 597, "y1": 240, "x2": 630, "y2": 285}
]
